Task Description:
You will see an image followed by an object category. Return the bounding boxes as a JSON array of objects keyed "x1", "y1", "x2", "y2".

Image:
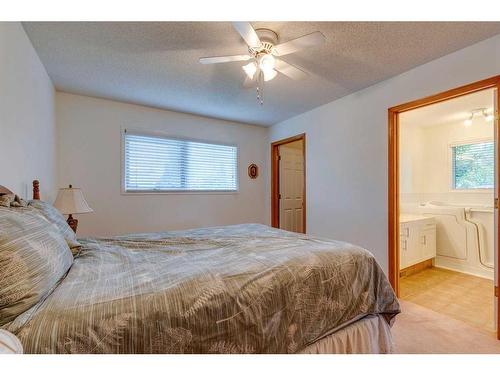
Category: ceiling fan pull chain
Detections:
[{"x1": 256, "y1": 71, "x2": 264, "y2": 105}]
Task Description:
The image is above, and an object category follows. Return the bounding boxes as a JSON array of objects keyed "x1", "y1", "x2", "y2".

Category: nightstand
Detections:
[{"x1": 0, "y1": 329, "x2": 23, "y2": 354}]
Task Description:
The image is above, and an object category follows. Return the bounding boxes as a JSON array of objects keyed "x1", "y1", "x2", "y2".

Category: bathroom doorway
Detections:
[{"x1": 388, "y1": 76, "x2": 500, "y2": 339}]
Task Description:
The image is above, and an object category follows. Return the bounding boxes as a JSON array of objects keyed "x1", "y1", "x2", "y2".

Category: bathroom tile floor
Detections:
[{"x1": 400, "y1": 267, "x2": 495, "y2": 335}]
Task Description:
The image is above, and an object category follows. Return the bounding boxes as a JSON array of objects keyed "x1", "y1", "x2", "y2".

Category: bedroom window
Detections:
[
  {"x1": 451, "y1": 141, "x2": 494, "y2": 190},
  {"x1": 123, "y1": 131, "x2": 238, "y2": 192}
]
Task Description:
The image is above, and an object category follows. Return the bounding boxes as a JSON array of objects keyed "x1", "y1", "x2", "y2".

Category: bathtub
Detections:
[{"x1": 401, "y1": 201, "x2": 494, "y2": 279}]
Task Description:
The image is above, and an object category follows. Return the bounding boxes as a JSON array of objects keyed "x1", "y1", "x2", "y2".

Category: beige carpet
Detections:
[{"x1": 392, "y1": 300, "x2": 500, "y2": 353}]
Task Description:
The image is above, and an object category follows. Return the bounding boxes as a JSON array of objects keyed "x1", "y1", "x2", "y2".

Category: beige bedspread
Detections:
[{"x1": 4, "y1": 224, "x2": 400, "y2": 353}]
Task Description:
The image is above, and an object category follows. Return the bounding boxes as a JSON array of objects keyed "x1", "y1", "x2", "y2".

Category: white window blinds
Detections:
[
  {"x1": 452, "y1": 141, "x2": 494, "y2": 190},
  {"x1": 124, "y1": 132, "x2": 238, "y2": 192}
]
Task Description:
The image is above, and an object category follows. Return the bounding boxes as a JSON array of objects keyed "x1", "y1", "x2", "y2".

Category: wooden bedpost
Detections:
[{"x1": 33, "y1": 180, "x2": 40, "y2": 200}]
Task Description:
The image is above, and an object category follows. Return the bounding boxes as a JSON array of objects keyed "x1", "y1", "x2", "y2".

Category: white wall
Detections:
[
  {"x1": 270, "y1": 34, "x2": 500, "y2": 274},
  {"x1": 400, "y1": 118, "x2": 494, "y2": 207},
  {"x1": 56, "y1": 92, "x2": 269, "y2": 237},
  {"x1": 0, "y1": 23, "x2": 56, "y2": 201},
  {"x1": 399, "y1": 124, "x2": 425, "y2": 197}
]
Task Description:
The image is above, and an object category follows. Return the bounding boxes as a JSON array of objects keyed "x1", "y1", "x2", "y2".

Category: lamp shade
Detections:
[{"x1": 53, "y1": 186, "x2": 93, "y2": 215}]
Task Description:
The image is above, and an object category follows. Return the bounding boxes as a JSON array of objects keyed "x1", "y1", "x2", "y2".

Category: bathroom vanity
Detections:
[{"x1": 400, "y1": 214, "x2": 436, "y2": 270}]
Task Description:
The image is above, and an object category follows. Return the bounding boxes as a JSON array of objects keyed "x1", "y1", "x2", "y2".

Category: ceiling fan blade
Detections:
[
  {"x1": 199, "y1": 54, "x2": 251, "y2": 64},
  {"x1": 275, "y1": 59, "x2": 308, "y2": 80},
  {"x1": 273, "y1": 31, "x2": 326, "y2": 56},
  {"x1": 232, "y1": 22, "x2": 262, "y2": 48}
]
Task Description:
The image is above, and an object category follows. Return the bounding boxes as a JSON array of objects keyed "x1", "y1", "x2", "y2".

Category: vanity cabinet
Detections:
[{"x1": 400, "y1": 215, "x2": 436, "y2": 269}]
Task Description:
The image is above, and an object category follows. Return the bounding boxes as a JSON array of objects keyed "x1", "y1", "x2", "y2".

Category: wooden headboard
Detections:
[
  {"x1": 0, "y1": 180, "x2": 40, "y2": 200},
  {"x1": 0, "y1": 185, "x2": 14, "y2": 196}
]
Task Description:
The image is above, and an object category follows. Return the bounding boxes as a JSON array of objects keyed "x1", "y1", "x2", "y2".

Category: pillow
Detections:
[
  {"x1": 28, "y1": 200, "x2": 81, "y2": 251},
  {"x1": 0, "y1": 208, "x2": 74, "y2": 326},
  {"x1": 0, "y1": 194, "x2": 28, "y2": 208},
  {"x1": 11, "y1": 195, "x2": 27, "y2": 208},
  {"x1": 0, "y1": 194, "x2": 15, "y2": 207}
]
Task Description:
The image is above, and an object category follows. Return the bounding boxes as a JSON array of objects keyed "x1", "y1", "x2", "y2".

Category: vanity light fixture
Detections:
[{"x1": 464, "y1": 108, "x2": 494, "y2": 126}]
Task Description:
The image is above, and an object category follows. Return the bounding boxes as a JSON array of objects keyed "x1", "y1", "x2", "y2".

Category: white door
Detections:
[
  {"x1": 279, "y1": 145, "x2": 304, "y2": 233},
  {"x1": 421, "y1": 227, "x2": 437, "y2": 261},
  {"x1": 400, "y1": 224, "x2": 409, "y2": 269},
  {"x1": 406, "y1": 222, "x2": 421, "y2": 266}
]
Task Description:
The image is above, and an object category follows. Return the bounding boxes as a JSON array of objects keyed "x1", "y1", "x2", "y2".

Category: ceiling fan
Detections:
[{"x1": 199, "y1": 22, "x2": 326, "y2": 105}]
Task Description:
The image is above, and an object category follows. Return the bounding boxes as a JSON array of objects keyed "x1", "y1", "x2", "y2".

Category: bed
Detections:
[{"x1": 0, "y1": 181, "x2": 400, "y2": 354}]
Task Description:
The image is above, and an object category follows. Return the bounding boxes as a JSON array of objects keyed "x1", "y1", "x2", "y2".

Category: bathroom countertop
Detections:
[{"x1": 399, "y1": 214, "x2": 434, "y2": 224}]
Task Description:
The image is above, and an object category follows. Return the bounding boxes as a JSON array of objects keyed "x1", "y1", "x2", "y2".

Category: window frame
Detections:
[
  {"x1": 448, "y1": 137, "x2": 494, "y2": 193},
  {"x1": 121, "y1": 128, "x2": 239, "y2": 195}
]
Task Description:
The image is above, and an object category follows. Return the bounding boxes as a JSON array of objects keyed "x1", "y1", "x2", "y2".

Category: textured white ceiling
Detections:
[
  {"x1": 22, "y1": 22, "x2": 500, "y2": 126},
  {"x1": 400, "y1": 89, "x2": 494, "y2": 128}
]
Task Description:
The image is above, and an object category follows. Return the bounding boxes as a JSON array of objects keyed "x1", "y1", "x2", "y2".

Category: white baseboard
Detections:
[{"x1": 434, "y1": 256, "x2": 494, "y2": 280}]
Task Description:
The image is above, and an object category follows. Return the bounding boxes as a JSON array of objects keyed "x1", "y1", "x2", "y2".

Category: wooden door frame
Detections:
[
  {"x1": 388, "y1": 75, "x2": 500, "y2": 339},
  {"x1": 271, "y1": 133, "x2": 306, "y2": 233}
]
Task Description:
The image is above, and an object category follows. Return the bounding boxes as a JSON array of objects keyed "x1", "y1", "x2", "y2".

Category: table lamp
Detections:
[{"x1": 53, "y1": 185, "x2": 93, "y2": 233}]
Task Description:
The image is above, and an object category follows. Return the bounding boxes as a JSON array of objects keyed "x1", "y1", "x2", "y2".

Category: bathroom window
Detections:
[{"x1": 452, "y1": 141, "x2": 494, "y2": 190}]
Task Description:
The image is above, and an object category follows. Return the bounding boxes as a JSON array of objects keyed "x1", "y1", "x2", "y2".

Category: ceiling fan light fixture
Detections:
[
  {"x1": 259, "y1": 54, "x2": 276, "y2": 73},
  {"x1": 242, "y1": 62, "x2": 257, "y2": 80},
  {"x1": 263, "y1": 69, "x2": 278, "y2": 82}
]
